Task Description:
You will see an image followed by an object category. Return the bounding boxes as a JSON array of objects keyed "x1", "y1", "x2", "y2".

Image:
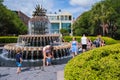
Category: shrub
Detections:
[
  {"x1": 63, "y1": 36, "x2": 118, "y2": 45},
  {"x1": 0, "y1": 36, "x2": 18, "y2": 43},
  {"x1": 65, "y1": 44, "x2": 120, "y2": 80}
]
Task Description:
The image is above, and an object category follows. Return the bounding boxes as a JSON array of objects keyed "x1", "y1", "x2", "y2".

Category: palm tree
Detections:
[
  {"x1": 32, "y1": 4, "x2": 46, "y2": 17},
  {"x1": 31, "y1": 4, "x2": 49, "y2": 34},
  {"x1": 91, "y1": 1, "x2": 114, "y2": 36}
]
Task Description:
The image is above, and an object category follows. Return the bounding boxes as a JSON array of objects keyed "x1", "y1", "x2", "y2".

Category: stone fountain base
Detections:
[
  {"x1": 1, "y1": 34, "x2": 71, "y2": 67},
  {"x1": 4, "y1": 42, "x2": 70, "y2": 59}
]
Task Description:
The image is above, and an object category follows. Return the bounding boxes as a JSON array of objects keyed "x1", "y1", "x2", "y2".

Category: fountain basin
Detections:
[
  {"x1": 0, "y1": 42, "x2": 71, "y2": 67},
  {"x1": 4, "y1": 42, "x2": 71, "y2": 60}
]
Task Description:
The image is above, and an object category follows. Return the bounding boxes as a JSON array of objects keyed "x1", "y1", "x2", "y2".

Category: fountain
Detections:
[{"x1": 0, "y1": 5, "x2": 71, "y2": 67}]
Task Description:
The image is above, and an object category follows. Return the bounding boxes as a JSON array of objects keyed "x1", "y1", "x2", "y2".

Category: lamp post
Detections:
[
  {"x1": 59, "y1": 9, "x2": 62, "y2": 34},
  {"x1": 59, "y1": 9, "x2": 63, "y2": 43}
]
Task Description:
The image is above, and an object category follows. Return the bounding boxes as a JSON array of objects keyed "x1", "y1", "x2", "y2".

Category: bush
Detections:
[
  {"x1": 0, "y1": 36, "x2": 18, "y2": 43},
  {"x1": 65, "y1": 44, "x2": 120, "y2": 80},
  {"x1": 63, "y1": 36, "x2": 118, "y2": 45}
]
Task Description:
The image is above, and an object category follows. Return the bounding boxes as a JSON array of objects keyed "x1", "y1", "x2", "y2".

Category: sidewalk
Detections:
[
  {"x1": 0, "y1": 64, "x2": 66, "y2": 80},
  {"x1": 57, "y1": 70, "x2": 64, "y2": 80},
  {"x1": 0, "y1": 47, "x2": 65, "y2": 80}
]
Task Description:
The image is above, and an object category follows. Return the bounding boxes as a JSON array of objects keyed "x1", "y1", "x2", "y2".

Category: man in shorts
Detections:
[{"x1": 81, "y1": 34, "x2": 88, "y2": 52}]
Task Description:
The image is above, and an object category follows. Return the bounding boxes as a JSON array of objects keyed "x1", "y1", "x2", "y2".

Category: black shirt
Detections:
[{"x1": 16, "y1": 53, "x2": 22, "y2": 62}]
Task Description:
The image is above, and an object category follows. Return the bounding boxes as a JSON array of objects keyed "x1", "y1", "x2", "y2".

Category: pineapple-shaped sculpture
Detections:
[{"x1": 28, "y1": 4, "x2": 50, "y2": 35}]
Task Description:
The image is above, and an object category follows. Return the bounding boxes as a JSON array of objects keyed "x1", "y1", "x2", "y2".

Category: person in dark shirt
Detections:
[{"x1": 15, "y1": 47, "x2": 22, "y2": 74}]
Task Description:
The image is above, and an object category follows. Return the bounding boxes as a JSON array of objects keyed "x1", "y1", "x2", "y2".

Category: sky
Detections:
[{"x1": 3, "y1": 0, "x2": 101, "y2": 19}]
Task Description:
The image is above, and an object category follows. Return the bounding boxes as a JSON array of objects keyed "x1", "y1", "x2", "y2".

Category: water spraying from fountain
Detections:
[{"x1": 0, "y1": 5, "x2": 71, "y2": 67}]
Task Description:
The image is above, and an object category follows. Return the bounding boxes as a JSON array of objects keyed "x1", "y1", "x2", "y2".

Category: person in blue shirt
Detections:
[
  {"x1": 15, "y1": 47, "x2": 22, "y2": 74},
  {"x1": 71, "y1": 37, "x2": 78, "y2": 58}
]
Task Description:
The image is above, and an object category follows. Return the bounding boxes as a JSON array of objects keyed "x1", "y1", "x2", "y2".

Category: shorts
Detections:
[
  {"x1": 16, "y1": 62, "x2": 22, "y2": 67},
  {"x1": 82, "y1": 44, "x2": 87, "y2": 49},
  {"x1": 46, "y1": 58, "x2": 52, "y2": 63}
]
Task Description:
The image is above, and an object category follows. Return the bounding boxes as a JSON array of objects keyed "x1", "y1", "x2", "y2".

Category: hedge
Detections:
[
  {"x1": 65, "y1": 44, "x2": 120, "y2": 80},
  {"x1": 0, "y1": 36, "x2": 118, "y2": 45},
  {"x1": 0, "y1": 36, "x2": 18, "y2": 43},
  {"x1": 63, "y1": 36, "x2": 118, "y2": 45}
]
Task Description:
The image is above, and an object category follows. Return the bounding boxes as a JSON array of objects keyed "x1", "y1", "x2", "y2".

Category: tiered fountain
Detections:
[{"x1": 0, "y1": 5, "x2": 71, "y2": 67}]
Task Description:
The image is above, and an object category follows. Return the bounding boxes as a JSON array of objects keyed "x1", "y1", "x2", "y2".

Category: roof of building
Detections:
[
  {"x1": 60, "y1": 12, "x2": 72, "y2": 15},
  {"x1": 47, "y1": 11, "x2": 72, "y2": 16}
]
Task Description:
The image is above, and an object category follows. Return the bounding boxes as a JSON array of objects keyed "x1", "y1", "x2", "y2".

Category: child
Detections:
[
  {"x1": 15, "y1": 47, "x2": 22, "y2": 74},
  {"x1": 43, "y1": 45, "x2": 53, "y2": 66},
  {"x1": 46, "y1": 53, "x2": 52, "y2": 66}
]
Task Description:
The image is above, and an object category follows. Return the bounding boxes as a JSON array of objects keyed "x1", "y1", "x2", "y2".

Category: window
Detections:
[
  {"x1": 61, "y1": 23, "x2": 71, "y2": 33},
  {"x1": 61, "y1": 16, "x2": 64, "y2": 20},
  {"x1": 57, "y1": 16, "x2": 59, "y2": 20},
  {"x1": 51, "y1": 23, "x2": 59, "y2": 33},
  {"x1": 69, "y1": 16, "x2": 71, "y2": 20},
  {"x1": 65, "y1": 16, "x2": 68, "y2": 20}
]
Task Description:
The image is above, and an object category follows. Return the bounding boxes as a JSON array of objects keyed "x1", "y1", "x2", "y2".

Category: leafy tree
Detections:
[
  {"x1": 91, "y1": 0, "x2": 120, "y2": 39},
  {"x1": 91, "y1": 0, "x2": 117, "y2": 36},
  {"x1": 73, "y1": 0, "x2": 120, "y2": 39},
  {"x1": 0, "y1": 0, "x2": 27, "y2": 36},
  {"x1": 73, "y1": 11, "x2": 93, "y2": 36},
  {"x1": 0, "y1": 0, "x2": 3, "y2": 5},
  {"x1": 60, "y1": 28, "x2": 69, "y2": 36}
]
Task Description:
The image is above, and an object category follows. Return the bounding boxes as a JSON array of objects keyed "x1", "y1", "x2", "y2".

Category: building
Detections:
[
  {"x1": 47, "y1": 12, "x2": 73, "y2": 34},
  {"x1": 14, "y1": 11, "x2": 30, "y2": 27}
]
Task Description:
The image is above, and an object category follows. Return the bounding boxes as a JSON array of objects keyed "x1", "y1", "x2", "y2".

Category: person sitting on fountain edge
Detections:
[{"x1": 43, "y1": 45, "x2": 54, "y2": 66}]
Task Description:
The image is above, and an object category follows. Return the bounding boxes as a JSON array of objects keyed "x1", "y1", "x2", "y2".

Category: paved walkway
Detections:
[
  {"x1": 0, "y1": 47, "x2": 65, "y2": 80},
  {"x1": 57, "y1": 70, "x2": 64, "y2": 80},
  {"x1": 0, "y1": 64, "x2": 65, "y2": 80}
]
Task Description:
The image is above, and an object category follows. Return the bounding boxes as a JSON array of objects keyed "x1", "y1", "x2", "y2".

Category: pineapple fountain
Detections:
[{"x1": 0, "y1": 5, "x2": 71, "y2": 67}]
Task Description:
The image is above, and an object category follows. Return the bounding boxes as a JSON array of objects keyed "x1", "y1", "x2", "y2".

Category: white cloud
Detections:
[
  {"x1": 3, "y1": 0, "x2": 101, "y2": 18},
  {"x1": 62, "y1": 7, "x2": 89, "y2": 18},
  {"x1": 69, "y1": 0, "x2": 100, "y2": 7},
  {"x1": 3, "y1": 0, "x2": 54, "y2": 17},
  {"x1": 68, "y1": 0, "x2": 101, "y2": 18}
]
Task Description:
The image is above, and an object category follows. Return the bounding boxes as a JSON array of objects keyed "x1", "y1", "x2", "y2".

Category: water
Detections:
[
  {"x1": 0, "y1": 48, "x2": 71, "y2": 67},
  {"x1": 1, "y1": 5, "x2": 71, "y2": 67}
]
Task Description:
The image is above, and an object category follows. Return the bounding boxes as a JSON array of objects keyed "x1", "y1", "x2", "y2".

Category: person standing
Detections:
[
  {"x1": 71, "y1": 37, "x2": 78, "y2": 58},
  {"x1": 87, "y1": 39, "x2": 92, "y2": 50},
  {"x1": 15, "y1": 47, "x2": 22, "y2": 74},
  {"x1": 81, "y1": 34, "x2": 88, "y2": 52}
]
